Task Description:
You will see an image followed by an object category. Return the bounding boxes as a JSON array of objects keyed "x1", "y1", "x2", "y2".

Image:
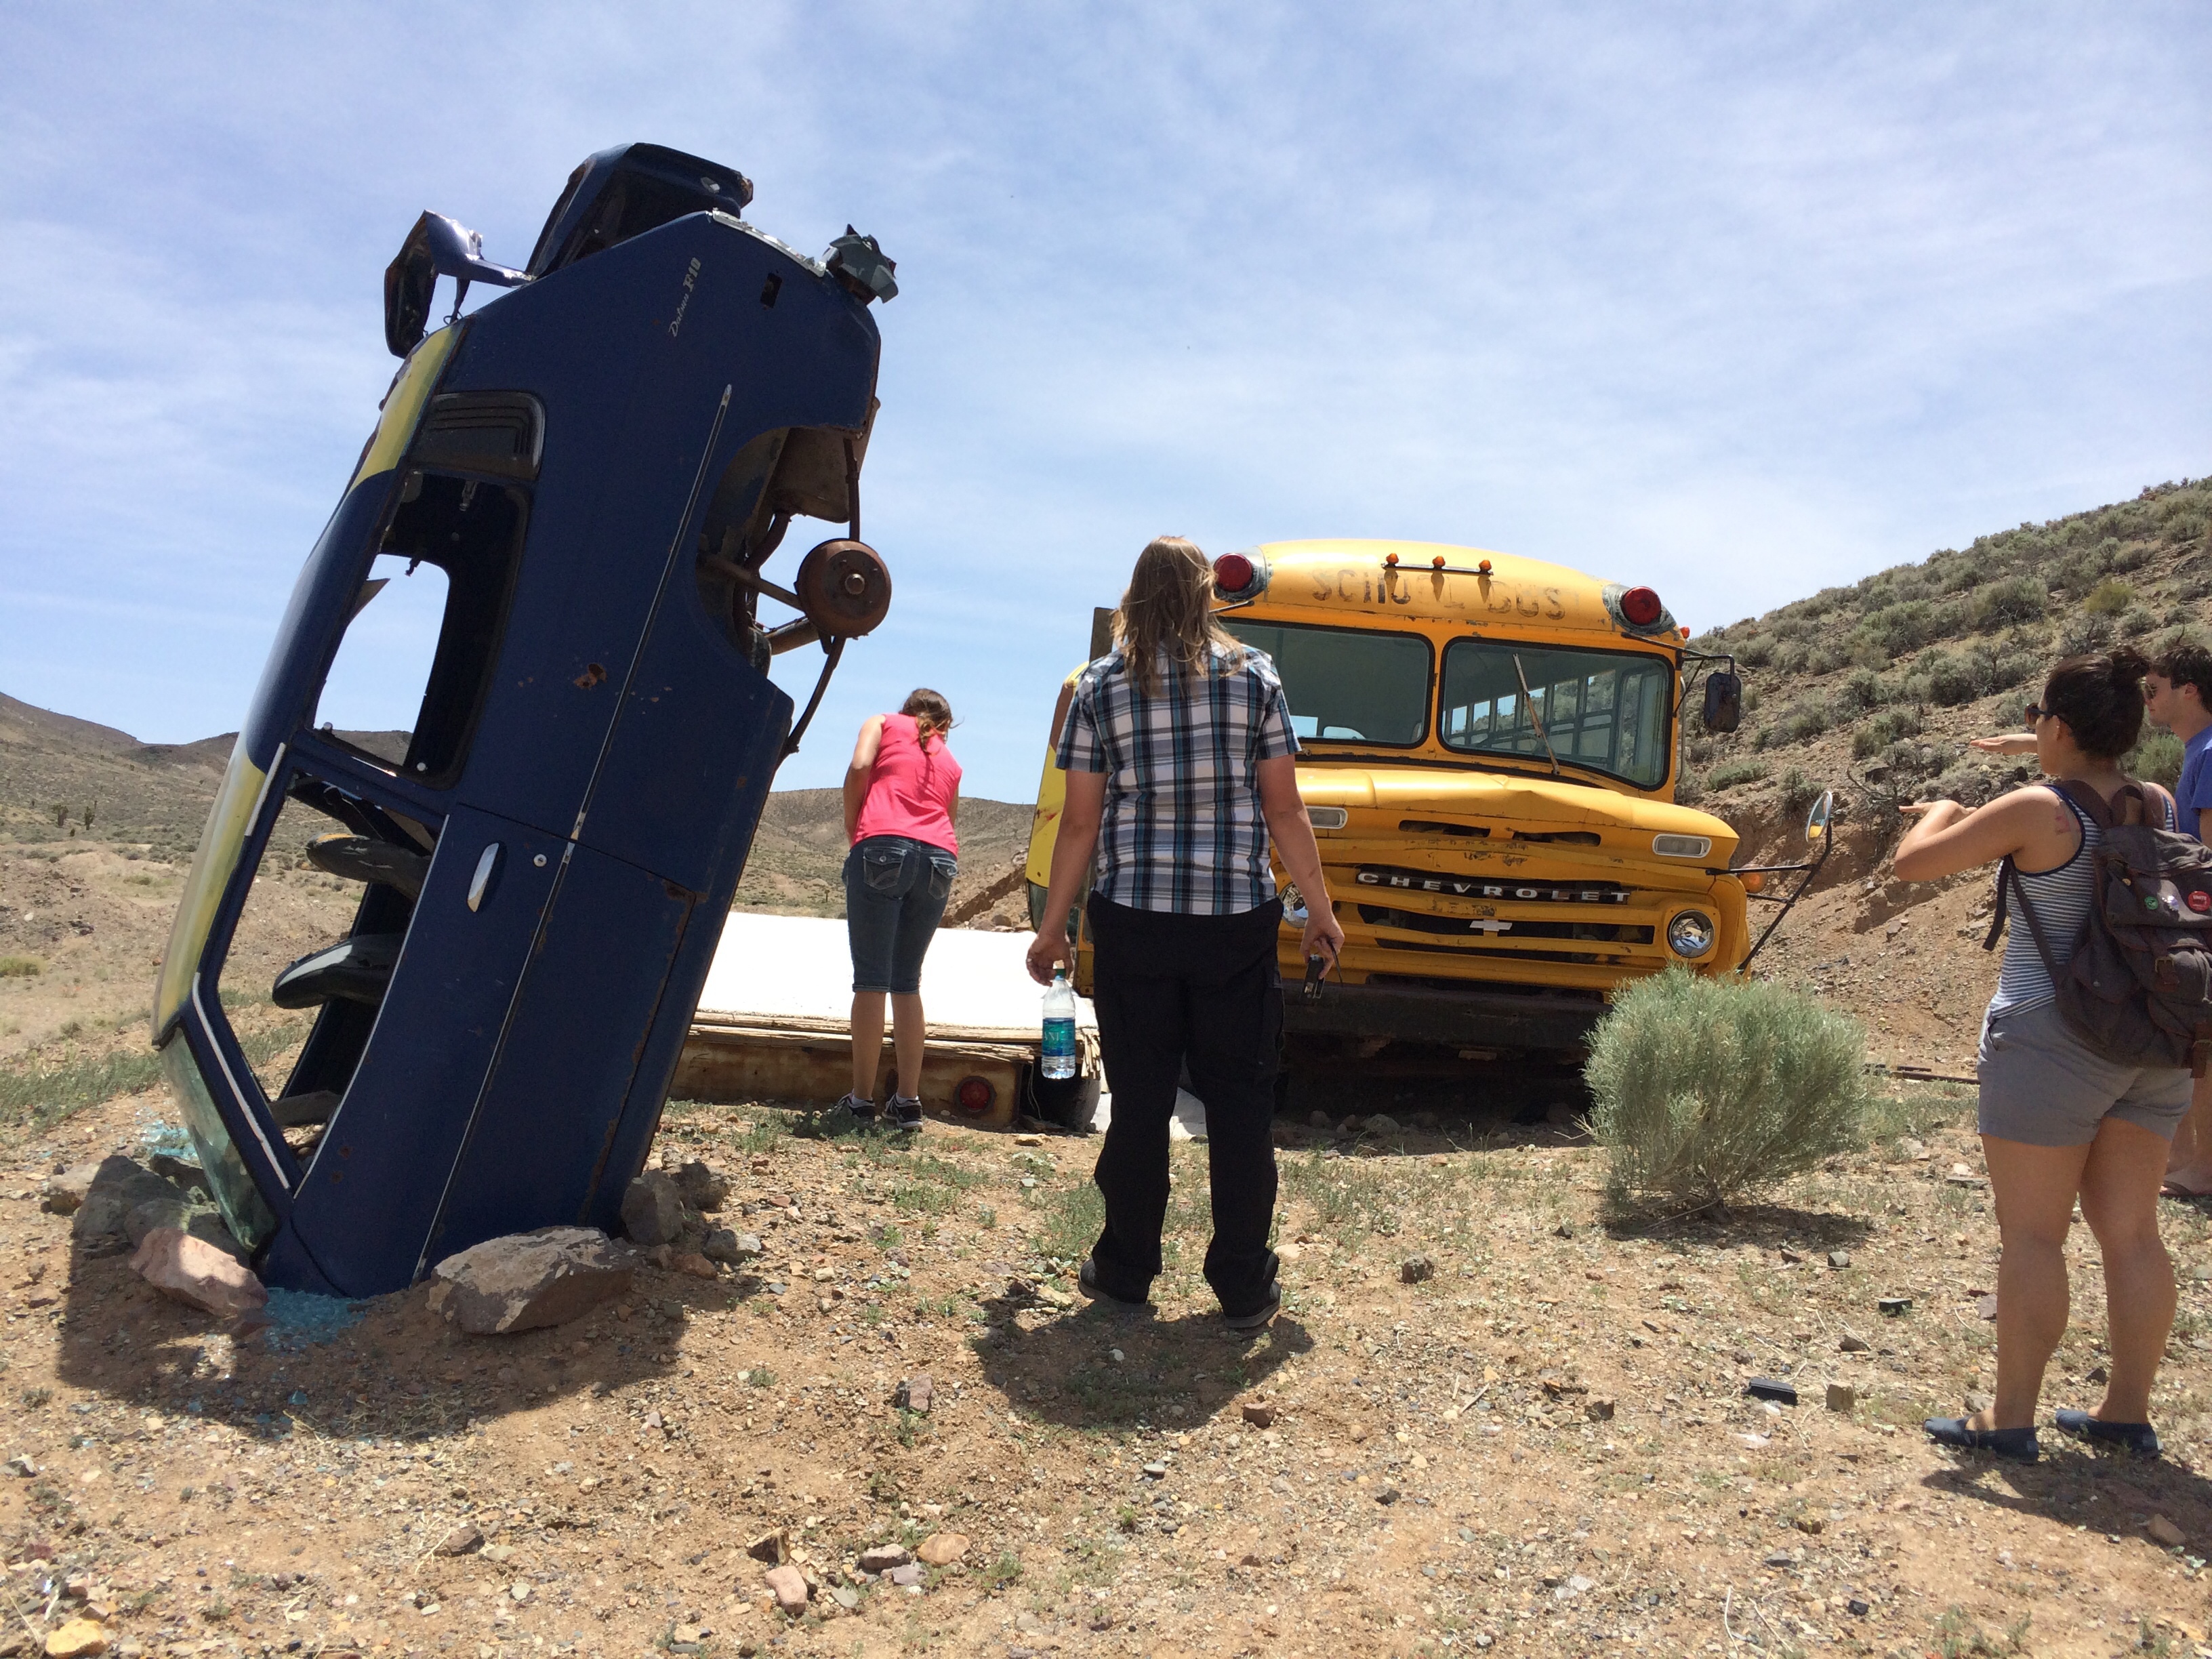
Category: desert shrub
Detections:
[
  {"x1": 1587, "y1": 967, "x2": 1870, "y2": 1212},
  {"x1": 0, "y1": 956, "x2": 41, "y2": 979},
  {"x1": 1675, "y1": 770, "x2": 1705, "y2": 805},
  {"x1": 1708, "y1": 760, "x2": 1769, "y2": 790},
  {"x1": 1803, "y1": 644, "x2": 1843, "y2": 677},
  {"x1": 1933, "y1": 554, "x2": 1977, "y2": 593},
  {"x1": 1778, "y1": 767, "x2": 1820, "y2": 814},
  {"x1": 1926, "y1": 761, "x2": 2001, "y2": 808},
  {"x1": 1853, "y1": 600, "x2": 1936, "y2": 658},
  {"x1": 1774, "y1": 640, "x2": 1811, "y2": 675},
  {"x1": 1919, "y1": 645, "x2": 2003, "y2": 708},
  {"x1": 2127, "y1": 731, "x2": 2184, "y2": 790},
  {"x1": 1774, "y1": 702, "x2": 1829, "y2": 744},
  {"x1": 1843, "y1": 666, "x2": 1887, "y2": 710},
  {"x1": 1683, "y1": 735, "x2": 1715, "y2": 766},
  {"x1": 1849, "y1": 707, "x2": 1923, "y2": 758},
  {"x1": 2056, "y1": 612, "x2": 2114, "y2": 656},
  {"x1": 2160, "y1": 507, "x2": 2208, "y2": 546},
  {"x1": 1736, "y1": 634, "x2": 1776, "y2": 668},
  {"x1": 1970, "y1": 577, "x2": 2045, "y2": 630},
  {"x1": 2085, "y1": 579, "x2": 2137, "y2": 617}
]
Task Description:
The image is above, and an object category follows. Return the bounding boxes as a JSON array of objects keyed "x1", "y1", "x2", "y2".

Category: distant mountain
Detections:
[{"x1": 0, "y1": 693, "x2": 1034, "y2": 919}]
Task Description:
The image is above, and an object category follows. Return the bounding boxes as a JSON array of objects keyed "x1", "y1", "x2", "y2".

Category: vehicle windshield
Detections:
[
  {"x1": 1223, "y1": 620, "x2": 1431, "y2": 745},
  {"x1": 1439, "y1": 640, "x2": 1672, "y2": 787}
]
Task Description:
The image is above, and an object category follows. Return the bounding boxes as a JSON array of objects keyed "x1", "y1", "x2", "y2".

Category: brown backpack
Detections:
[{"x1": 1984, "y1": 779, "x2": 2212, "y2": 1076}]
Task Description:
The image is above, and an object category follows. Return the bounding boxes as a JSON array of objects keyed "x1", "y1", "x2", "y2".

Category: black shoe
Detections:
[
  {"x1": 1077, "y1": 1257, "x2": 1148, "y2": 1308},
  {"x1": 1223, "y1": 1280, "x2": 1282, "y2": 1332},
  {"x1": 830, "y1": 1092, "x2": 878, "y2": 1126},
  {"x1": 2053, "y1": 1408, "x2": 2160, "y2": 1458},
  {"x1": 888, "y1": 1094, "x2": 924, "y2": 1132},
  {"x1": 1923, "y1": 1417, "x2": 2039, "y2": 1462}
]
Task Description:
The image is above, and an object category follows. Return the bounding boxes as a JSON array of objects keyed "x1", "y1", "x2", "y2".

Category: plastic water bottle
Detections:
[{"x1": 1042, "y1": 970, "x2": 1078, "y2": 1080}]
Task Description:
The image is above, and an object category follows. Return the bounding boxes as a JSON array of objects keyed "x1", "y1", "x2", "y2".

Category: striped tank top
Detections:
[{"x1": 1988, "y1": 784, "x2": 2175, "y2": 1015}]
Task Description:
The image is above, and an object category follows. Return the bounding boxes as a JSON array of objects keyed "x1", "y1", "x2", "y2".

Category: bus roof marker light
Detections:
[
  {"x1": 1383, "y1": 552, "x2": 1399, "y2": 567},
  {"x1": 1477, "y1": 558, "x2": 1492, "y2": 574},
  {"x1": 1213, "y1": 553, "x2": 1256, "y2": 596},
  {"x1": 1432, "y1": 555, "x2": 1448, "y2": 570},
  {"x1": 1620, "y1": 586, "x2": 1664, "y2": 627}
]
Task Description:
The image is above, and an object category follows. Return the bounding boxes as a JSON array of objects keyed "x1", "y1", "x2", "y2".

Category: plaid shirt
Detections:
[{"x1": 1056, "y1": 643, "x2": 1300, "y2": 915}]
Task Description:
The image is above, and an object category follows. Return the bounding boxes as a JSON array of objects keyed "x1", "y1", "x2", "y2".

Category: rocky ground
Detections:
[{"x1": 3, "y1": 1075, "x2": 2210, "y2": 1659}]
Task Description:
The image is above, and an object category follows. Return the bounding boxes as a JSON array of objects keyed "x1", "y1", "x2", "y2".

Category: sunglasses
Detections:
[{"x1": 2023, "y1": 704, "x2": 2045, "y2": 724}]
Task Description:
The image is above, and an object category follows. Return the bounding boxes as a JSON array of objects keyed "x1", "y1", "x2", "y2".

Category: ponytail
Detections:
[{"x1": 899, "y1": 688, "x2": 954, "y2": 748}]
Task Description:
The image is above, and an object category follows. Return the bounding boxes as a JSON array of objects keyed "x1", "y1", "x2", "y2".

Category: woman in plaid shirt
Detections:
[{"x1": 1027, "y1": 537, "x2": 1345, "y2": 1328}]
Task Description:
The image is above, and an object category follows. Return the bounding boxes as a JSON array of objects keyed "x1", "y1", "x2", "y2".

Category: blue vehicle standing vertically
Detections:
[{"x1": 152, "y1": 144, "x2": 899, "y2": 1298}]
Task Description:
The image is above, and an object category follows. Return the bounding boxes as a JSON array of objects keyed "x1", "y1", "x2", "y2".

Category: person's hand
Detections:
[
  {"x1": 1025, "y1": 930, "x2": 1071, "y2": 986},
  {"x1": 1300, "y1": 905, "x2": 1346, "y2": 968},
  {"x1": 1969, "y1": 733, "x2": 2037, "y2": 755}
]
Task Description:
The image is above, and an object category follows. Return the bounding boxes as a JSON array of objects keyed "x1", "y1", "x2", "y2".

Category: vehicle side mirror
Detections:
[
  {"x1": 1701, "y1": 670, "x2": 1742, "y2": 734},
  {"x1": 384, "y1": 211, "x2": 529, "y2": 358},
  {"x1": 1805, "y1": 788, "x2": 1835, "y2": 844}
]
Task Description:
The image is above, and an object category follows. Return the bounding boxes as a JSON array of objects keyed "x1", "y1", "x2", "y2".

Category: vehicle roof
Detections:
[{"x1": 1244, "y1": 538, "x2": 1677, "y2": 643}]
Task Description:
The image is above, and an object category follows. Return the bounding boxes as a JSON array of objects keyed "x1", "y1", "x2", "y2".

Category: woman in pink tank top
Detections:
[{"x1": 836, "y1": 689, "x2": 962, "y2": 1131}]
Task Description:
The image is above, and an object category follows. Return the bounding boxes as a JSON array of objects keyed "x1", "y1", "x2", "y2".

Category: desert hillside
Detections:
[{"x1": 1685, "y1": 476, "x2": 2211, "y2": 1071}]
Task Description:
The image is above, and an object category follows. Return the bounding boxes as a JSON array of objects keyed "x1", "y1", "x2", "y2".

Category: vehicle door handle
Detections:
[{"x1": 467, "y1": 843, "x2": 502, "y2": 912}]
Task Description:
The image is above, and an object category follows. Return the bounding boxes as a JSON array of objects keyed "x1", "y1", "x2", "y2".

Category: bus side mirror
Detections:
[
  {"x1": 1701, "y1": 670, "x2": 1742, "y2": 734},
  {"x1": 1805, "y1": 788, "x2": 1835, "y2": 844}
]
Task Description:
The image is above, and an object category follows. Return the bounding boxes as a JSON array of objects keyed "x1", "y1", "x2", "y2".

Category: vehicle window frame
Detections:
[
  {"x1": 319, "y1": 466, "x2": 531, "y2": 792},
  {"x1": 1437, "y1": 636, "x2": 1675, "y2": 791},
  {"x1": 1219, "y1": 616, "x2": 1435, "y2": 750}
]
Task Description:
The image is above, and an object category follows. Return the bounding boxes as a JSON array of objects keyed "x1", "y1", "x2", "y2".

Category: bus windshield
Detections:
[
  {"x1": 1439, "y1": 640, "x2": 1672, "y2": 787},
  {"x1": 1225, "y1": 621, "x2": 1431, "y2": 745}
]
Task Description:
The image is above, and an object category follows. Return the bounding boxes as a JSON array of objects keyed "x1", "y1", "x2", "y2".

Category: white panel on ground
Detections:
[
  {"x1": 1089, "y1": 1088, "x2": 1208, "y2": 1139},
  {"x1": 697, "y1": 912, "x2": 1095, "y2": 1035}
]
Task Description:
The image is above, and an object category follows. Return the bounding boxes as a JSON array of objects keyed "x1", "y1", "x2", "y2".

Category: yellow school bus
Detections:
[{"x1": 1027, "y1": 539, "x2": 1758, "y2": 1060}]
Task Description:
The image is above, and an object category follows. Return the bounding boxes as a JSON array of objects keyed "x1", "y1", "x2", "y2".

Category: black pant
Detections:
[{"x1": 1085, "y1": 894, "x2": 1284, "y2": 1315}]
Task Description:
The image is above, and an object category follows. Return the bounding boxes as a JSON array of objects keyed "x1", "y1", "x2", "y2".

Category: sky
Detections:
[{"x1": 2, "y1": 2, "x2": 2207, "y2": 802}]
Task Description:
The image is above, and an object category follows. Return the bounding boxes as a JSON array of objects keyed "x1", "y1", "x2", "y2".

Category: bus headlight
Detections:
[{"x1": 1666, "y1": 909, "x2": 1716, "y2": 959}]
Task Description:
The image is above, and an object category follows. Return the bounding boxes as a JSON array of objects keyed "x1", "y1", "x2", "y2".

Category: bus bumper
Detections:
[{"x1": 1280, "y1": 980, "x2": 1607, "y2": 1053}]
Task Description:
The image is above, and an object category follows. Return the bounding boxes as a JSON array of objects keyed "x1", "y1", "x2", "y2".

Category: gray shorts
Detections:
[{"x1": 1977, "y1": 1003, "x2": 2191, "y2": 1147}]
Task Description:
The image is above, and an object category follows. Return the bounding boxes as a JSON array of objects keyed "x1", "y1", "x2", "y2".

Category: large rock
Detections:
[
  {"x1": 621, "y1": 1172, "x2": 687, "y2": 1247},
  {"x1": 670, "y1": 1160, "x2": 730, "y2": 1212},
  {"x1": 428, "y1": 1227, "x2": 636, "y2": 1335},
  {"x1": 129, "y1": 1228, "x2": 268, "y2": 1321},
  {"x1": 41, "y1": 1161, "x2": 105, "y2": 1214},
  {"x1": 67, "y1": 1157, "x2": 178, "y2": 1242},
  {"x1": 763, "y1": 1564, "x2": 809, "y2": 1616},
  {"x1": 702, "y1": 1228, "x2": 764, "y2": 1265}
]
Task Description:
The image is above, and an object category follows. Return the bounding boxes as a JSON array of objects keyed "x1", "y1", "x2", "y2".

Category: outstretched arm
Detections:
[{"x1": 1893, "y1": 788, "x2": 2057, "y2": 883}]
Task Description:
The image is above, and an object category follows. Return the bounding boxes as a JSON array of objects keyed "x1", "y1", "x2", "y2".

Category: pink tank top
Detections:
[{"x1": 853, "y1": 714, "x2": 960, "y2": 854}]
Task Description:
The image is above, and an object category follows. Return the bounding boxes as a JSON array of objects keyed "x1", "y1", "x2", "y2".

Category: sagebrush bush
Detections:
[
  {"x1": 2128, "y1": 731, "x2": 2184, "y2": 790},
  {"x1": 2084, "y1": 578, "x2": 2136, "y2": 616},
  {"x1": 1971, "y1": 576, "x2": 2045, "y2": 630},
  {"x1": 1707, "y1": 759, "x2": 1769, "y2": 790},
  {"x1": 1586, "y1": 967, "x2": 1870, "y2": 1212}
]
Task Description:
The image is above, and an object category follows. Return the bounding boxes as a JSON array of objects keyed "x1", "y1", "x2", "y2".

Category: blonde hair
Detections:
[
  {"x1": 1111, "y1": 536, "x2": 1244, "y2": 698},
  {"x1": 899, "y1": 688, "x2": 954, "y2": 745}
]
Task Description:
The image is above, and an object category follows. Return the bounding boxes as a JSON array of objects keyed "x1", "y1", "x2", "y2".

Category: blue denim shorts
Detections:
[{"x1": 844, "y1": 835, "x2": 958, "y2": 994}]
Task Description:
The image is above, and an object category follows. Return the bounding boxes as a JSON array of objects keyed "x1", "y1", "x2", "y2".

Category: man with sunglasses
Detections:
[{"x1": 2145, "y1": 643, "x2": 2212, "y2": 1197}]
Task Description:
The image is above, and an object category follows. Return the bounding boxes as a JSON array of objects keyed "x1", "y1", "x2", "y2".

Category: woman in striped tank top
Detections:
[{"x1": 1892, "y1": 647, "x2": 2187, "y2": 1463}]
